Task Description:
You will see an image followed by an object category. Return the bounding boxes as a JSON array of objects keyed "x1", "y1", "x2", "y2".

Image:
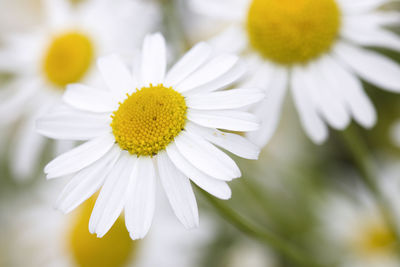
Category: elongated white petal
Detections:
[
  {"x1": 36, "y1": 106, "x2": 111, "y2": 141},
  {"x1": 186, "y1": 122, "x2": 260, "y2": 160},
  {"x1": 0, "y1": 79, "x2": 40, "y2": 125},
  {"x1": 186, "y1": 89, "x2": 264, "y2": 110},
  {"x1": 63, "y1": 84, "x2": 118, "y2": 112},
  {"x1": 176, "y1": 54, "x2": 239, "y2": 93},
  {"x1": 209, "y1": 26, "x2": 248, "y2": 54},
  {"x1": 247, "y1": 66, "x2": 288, "y2": 147},
  {"x1": 57, "y1": 146, "x2": 121, "y2": 213},
  {"x1": 43, "y1": 0, "x2": 71, "y2": 28},
  {"x1": 140, "y1": 33, "x2": 166, "y2": 85},
  {"x1": 184, "y1": 60, "x2": 247, "y2": 96},
  {"x1": 165, "y1": 42, "x2": 212, "y2": 87},
  {"x1": 343, "y1": 12, "x2": 400, "y2": 29},
  {"x1": 321, "y1": 55, "x2": 376, "y2": 128},
  {"x1": 44, "y1": 134, "x2": 115, "y2": 179},
  {"x1": 174, "y1": 131, "x2": 240, "y2": 180},
  {"x1": 125, "y1": 157, "x2": 156, "y2": 239},
  {"x1": 189, "y1": 0, "x2": 248, "y2": 20},
  {"x1": 305, "y1": 62, "x2": 350, "y2": 130},
  {"x1": 167, "y1": 144, "x2": 232, "y2": 199},
  {"x1": 341, "y1": 26, "x2": 400, "y2": 52},
  {"x1": 157, "y1": 152, "x2": 199, "y2": 228},
  {"x1": 188, "y1": 109, "x2": 259, "y2": 132},
  {"x1": 291, "y1": 67, "x2": 328, "y2": 144},
  {"x1": 334, "y1": 41, "x2": 400, "y2": 92},
  {"x1": 11, "y1": 115, "x2": 46, "y2": 181},
  {"x1": 97, "y1": 54, "x2": 136, "y2": 97},
  {"x1": 89, "y1": 152, "x2": 134, "y2": 237},
  {"x1": 337, "y1": 0, "x2": 388, "y2": 14}
]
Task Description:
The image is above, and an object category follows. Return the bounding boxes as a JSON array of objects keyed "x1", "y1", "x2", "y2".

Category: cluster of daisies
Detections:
[{"x1": 1, "y1": 0, "x2": 400, "y2": 248}]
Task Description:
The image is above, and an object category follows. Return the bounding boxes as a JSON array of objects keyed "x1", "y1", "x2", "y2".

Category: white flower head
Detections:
[
  {"x1": 0, "y1": 181, "x2": 214, "y2": 267},
  {"x1": 190, "y1": 0, "x2": 400, "y2": 145},
  {"x1": 0, "y1": 0, "x2": 159, "y2": 180},
  {"x1": 37, "y1": 33, "x2": 264, "y2": 239}
]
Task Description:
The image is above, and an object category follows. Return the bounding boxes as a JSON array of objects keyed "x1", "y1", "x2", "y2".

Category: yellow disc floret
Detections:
[
  {"x1": 246, "y1": 0, "x2": 341, "y2": 65},
  {"x1": 111, "y1": 84, "x2": 187, "y2": 156},
  {"x1": 43, "y1": 32, "x2": 94, "y2": 87},
  {"x1": 352, "y1": 220, "x2": 396, "y2": 257},
  {"x1": 68, "y1": 197, "x2": 137, "y2": 267}
]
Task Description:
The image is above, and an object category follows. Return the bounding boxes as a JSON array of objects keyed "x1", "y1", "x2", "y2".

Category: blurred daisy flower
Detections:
[
  {"x1": 0, "y1": 183, "x2": 214, "y2": 267},
  {"x1": 36, "y1": 33, "x2": 263, "y2": 239},
  {"x1": 319, "y1": 172, "x2": 400, "y2": 267},
  {"x1": 189, "y1": 0, "x2": 400, "y2": 145},
  {"x1": 0, "y1": 0, "x2": 159, "y2": 180}
]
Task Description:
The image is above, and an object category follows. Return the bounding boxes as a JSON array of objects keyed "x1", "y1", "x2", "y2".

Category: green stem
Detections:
[
  {"x1": 340, "y1": 128, "x2": 400, "y2": 252},
  {"x1": 199, "y1": 189, "x2": 326, "y2": 267}
]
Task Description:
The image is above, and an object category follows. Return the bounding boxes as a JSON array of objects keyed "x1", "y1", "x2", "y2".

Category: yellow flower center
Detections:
[
  {"x1": 111, "y1": 84, "x2": 187, "y2": 157},
  {"x1": 246, "y1": 0, "x2": 341, "y2": 65},
  {"x1": 352, "y1": 220, "x2": 396, "y2": 257},
  {"x1": 67, "y1": 197, "x2": 137, "y2": 267},
  {"x1": 42, "y1": 32, "x2": 94, "y2": 88}
]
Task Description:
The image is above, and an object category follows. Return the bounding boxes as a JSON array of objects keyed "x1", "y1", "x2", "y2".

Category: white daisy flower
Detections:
[
  {"x1": 0, "y1": 0, "x2": 159, "y2": 180},
  {"x1": 319, "y1": 162, "x2": 400, "y2": 267},
  {"x1": 36, "y1": 33, "x2": 263, "y2": 239},
  {"x1": 0, "y1": 182, "x2": 215, "y2": 267},
  {"x1": 189, "y1": 0, "x2": 400, "y2": 145}
]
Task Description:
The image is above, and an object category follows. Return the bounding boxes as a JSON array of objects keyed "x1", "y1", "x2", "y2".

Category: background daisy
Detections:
[
  {"x1": 37, "y1": 33, "x2": 263, "y2": 239},
  {"x1": 319, "y1": 172, "x2": 400, "y2": 267},
  {"x1": 0, "y1": 0, "x2": 160, "y2": 181},
  {"x1": 189, "y1": 0, "x2": 400, "y2": 146},
  {"x1": 0, "y1": 180, "x2": 215, "y2": 267}
]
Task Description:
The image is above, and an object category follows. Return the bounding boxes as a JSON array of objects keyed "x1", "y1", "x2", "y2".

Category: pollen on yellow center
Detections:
[
  {"x1": 246, "y1": 0, "x2": 341, "y2": 65},
  {"x1": 68, "y1": 197, "x2": 137, "y2": 267},
  {"x1": 43, "y1": 32, "x2": 94, "y2": 88},
  {"x1": 111, "y1": 84, "x2": 187, "y2": 157}
]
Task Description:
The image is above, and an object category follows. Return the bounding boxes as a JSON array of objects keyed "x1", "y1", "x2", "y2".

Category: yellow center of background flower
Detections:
[
  {"x1": 43, "y1": 32, "x2": 94, "y2": 87},
  {"x1": 68, "y1": 197, "x2": 137, "y2": 267},
  {"x1": 111, "y1": 84, "x2": 187, "y2": 156},
  {"x1": 246, "y1": 0, "x2": 341, "y2": 65},
  {"x1": 353, "y1": 220, "x2": 396, "y2": 257}
]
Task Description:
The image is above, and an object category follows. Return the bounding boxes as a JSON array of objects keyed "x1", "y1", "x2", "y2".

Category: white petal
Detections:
[
  {"x1": 63, "y1": 84, "x2": 118, "y2": 112},
  {"x1": 291, "y1": 67, "x2": 328, "y2": 144},
  {"x1": 334, "y1": 41, "x2": 400, "y2": 92},
  {"x1": 247, "y1": 66, "x2": 288, "y2": 147},
  {"x1": 0, "y1": 79, "x2": 40, "y2": 125},
  {"x1": 184, "y1": 60, "x2": 247, "y2": 96},
  {"x1": 36, "y1": 106, "x2": 111, "y2": 141},
  {"x1": 56, "y1": 146, "x2": 121, "y2": 214},
  {"x1": 341, "y1": 26, "x2": 400, "y2": 52},
  {"x1": 140, "y1": 33, "x2": 166, "y2": 85},
  {"x1": 189, "y1": 0, "x2": 248, "y2": 20},
  {"x1": 125, "y1": 157, "x2": 156, "y2": 240},
  {"x1": 89, "y1": 152, "x2": 134, "y2": 237},
  {"x1": 186, "y1": 122, "x2": 260, "y2": 160},
  {"x1": 337, "y1": 0, "x2": 388, "y2": 14},
  {"x1": 11, "y1": 116, "x2": 46, "y2": 181},
  {"x1": 167, "y1": 144, "x2": 232, "y2": 199},
  {"x1": 174, "y1": 130, "x2": 240, "y2": 180},
  {"x1": 186, "y1": 88, "x2": 264, "y2": 110},
  {"x1": 44, "y1": 133, "x2": 115, "y2": 179},
  {"x1": 43, "y1": 0, "x2": 71, "y2": 27},
  {"x1": 157, "y1": 152, "x2": 199, "y2": 229},
  {"x1": 305, "y1": 61, "x2": 351, "y2": 130},
  {"x1": 164, "y1": 42, "x2": 212, "y2": 87},
  {"x1": 343, "y1": 12, "x2": 400, "y2": 29},
  {"x1": 321, "y1": 55, "x2": 376, "y2": 128},
  {"x1": 175, "y1": 54, "x2": 239, "y2": 93},
  {"x1": 187, "y1": 109, "x2": 259, "y2": 132},
  {"x1": 97, "y1": 54, "x2": 136, "y2": 97},
  {"x1": 209, "y1": 26, "x2": 248, "y2": 54}
]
